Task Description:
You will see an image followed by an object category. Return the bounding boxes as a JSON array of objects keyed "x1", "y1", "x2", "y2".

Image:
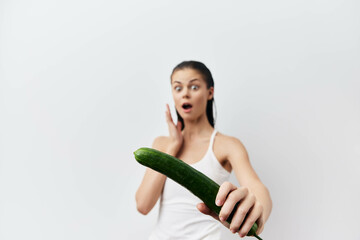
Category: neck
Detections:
[{"x1": 182, "y1": 114, "x2": 214, "y2": 140}]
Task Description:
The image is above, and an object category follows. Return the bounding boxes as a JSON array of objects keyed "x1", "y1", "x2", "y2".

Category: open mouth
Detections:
[{"x1": 182, "y1": 103, "x2": 192, "y2": 110}]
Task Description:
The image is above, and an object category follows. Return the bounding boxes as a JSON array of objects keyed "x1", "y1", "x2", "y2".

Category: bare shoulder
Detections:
[
  {"x1": 152, "y1": 135, "x2": 170, "y2": 152},
  {"x1": 215, "y1": 131, "x2": 259, "y2": 186},
  {"x1": 215, "y1": 132, "x2": 248, "y2": 157}
]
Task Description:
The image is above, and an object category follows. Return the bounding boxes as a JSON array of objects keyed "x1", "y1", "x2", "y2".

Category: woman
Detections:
[{"x1": 136, "y1": 61, "x2": 272, "y2": 239}]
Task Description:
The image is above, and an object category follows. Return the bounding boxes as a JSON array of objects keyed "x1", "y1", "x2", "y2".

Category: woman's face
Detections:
[{"x1": 171, "y1": 68, "x2": 213, "y2": 121}]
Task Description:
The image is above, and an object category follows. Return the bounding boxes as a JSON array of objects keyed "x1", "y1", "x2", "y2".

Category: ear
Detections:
[{"x1": 208, "y1": 87, "x2": 214, "y2": 100}]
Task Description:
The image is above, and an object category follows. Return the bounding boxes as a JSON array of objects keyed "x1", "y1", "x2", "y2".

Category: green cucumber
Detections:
[{"x1": 134, "y1": 147, "x2": 263, "y2": 240}]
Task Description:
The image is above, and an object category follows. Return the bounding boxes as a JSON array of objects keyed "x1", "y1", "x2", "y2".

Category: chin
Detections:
[{"x1": 180, "y1": 113, "x2": 199, "y2": 121}]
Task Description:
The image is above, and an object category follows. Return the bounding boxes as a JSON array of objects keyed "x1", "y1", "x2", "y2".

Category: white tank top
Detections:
[{"x1": 149, "y1": 130, "x2": 231, "y2": 240}]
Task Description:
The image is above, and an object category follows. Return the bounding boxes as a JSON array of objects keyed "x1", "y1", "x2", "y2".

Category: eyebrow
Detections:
[{"x1": 173, "y1": 78, "x2": 199, "y2": 84}]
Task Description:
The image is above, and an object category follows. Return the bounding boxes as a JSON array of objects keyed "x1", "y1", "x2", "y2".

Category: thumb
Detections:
[
  {"x1": 176, "y1": 121, "x2": 182, "y2": 132},
  {"x1": 197, "y1": 203, "x2": 230, "y2": 229},
  {"x1": 196, "y1": 203, "x2": 219, "y2": 220}
]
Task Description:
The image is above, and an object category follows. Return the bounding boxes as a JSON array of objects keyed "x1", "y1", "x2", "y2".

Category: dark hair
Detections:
[{"x1": 170, "y1": 60, "x2": 216, "y2": 130}]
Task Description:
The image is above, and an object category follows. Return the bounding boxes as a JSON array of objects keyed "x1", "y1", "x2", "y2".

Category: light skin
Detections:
[{"x1": 135, "y1": 68, "x2": 272, "y2": 237}]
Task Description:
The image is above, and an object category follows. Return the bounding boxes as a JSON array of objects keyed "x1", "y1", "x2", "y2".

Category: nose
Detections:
[{"x1": 181, "y1": 87, "x2": 190, "y2": 99}]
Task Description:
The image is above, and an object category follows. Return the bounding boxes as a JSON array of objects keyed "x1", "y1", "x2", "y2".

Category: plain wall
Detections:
[{"x1": 1, "y1": 0, "x2": 359, "y2": 239}]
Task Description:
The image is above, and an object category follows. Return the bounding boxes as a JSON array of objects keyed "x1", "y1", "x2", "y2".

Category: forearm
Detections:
[
  {"x1": 135, "y1": 147, "x2": 178, "y2": 214},
  {"x1": 136, "y1": 169, "x2": 166, "y2": 214}
]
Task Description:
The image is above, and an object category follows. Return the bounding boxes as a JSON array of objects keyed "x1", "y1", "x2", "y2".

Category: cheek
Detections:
[{"x1": 193, "y1": 92, "x2": 208, "y2": 108}]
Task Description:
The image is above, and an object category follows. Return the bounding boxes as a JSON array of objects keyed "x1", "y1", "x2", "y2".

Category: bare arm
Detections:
[
  {"x1": 227, "y1": 137, "x2": 272, "y2": 232},
  {"x1": 135, "y1": 137, "x2": 178, "y2": 215},
  {"x1": 135, "y1": 104, "x2": 183, "y2": 215},
  {"x1": 198, "y1": 136, "x2": 272, "y2": 237}
]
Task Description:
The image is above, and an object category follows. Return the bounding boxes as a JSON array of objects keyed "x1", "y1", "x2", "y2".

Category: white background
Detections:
[{"x1": 1, "y1": 0, "x2": 359, "y2": 239}]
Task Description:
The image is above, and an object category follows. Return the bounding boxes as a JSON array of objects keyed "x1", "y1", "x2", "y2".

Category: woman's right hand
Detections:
[{"x1": 165, "y1": 104, "x2": 183, "y2": 155}]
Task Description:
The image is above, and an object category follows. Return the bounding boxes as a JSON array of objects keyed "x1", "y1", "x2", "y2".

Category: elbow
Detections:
[
  {"x1": 136, "y1": 202, "x2": 151, "y2": 215},
  {"x1": 135, "y1": 194, "x2": 151, "y2": 215}
]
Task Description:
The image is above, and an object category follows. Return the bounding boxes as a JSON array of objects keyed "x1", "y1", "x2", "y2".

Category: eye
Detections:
[
  {"x1": 191, "y1": 85, "x2": 199, "y2": 90},
  {"x1": 174, "y1": 86, "x2": 182, "y2": 91}
]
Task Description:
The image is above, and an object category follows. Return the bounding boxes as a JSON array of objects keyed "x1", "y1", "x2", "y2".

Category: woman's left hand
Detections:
[{"x1": 197, "y1": 181, "x2": 265, "y2": 237}]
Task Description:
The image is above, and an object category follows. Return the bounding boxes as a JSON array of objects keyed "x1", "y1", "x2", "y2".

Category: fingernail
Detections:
[
  {"x1": 219, "y1": 216, "x2": 225, "y2": 221},
  {"x1": 216, "y1": 199, "x2": 221, "y2": 206}
]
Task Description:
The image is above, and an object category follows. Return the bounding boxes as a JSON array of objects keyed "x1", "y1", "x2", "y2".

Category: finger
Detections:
[
  {"x1": 256, "y1": 215, "x2": 265, "y2": 235},
  {"x1": 219, "y1": 190, "x2": 245, "y2": 221},
  {"x1": 165, "y1": 105, "x2": 175, "y2": 128},
  {"x1": 165, "y1": 104, "x2": 172, "y2": 123},
  {"x1": 219, "y1": 189, "x2": 248, "y2": 223},
  {"x1": 238, "y1": 202, "x2": 263, "y2": 238},
  {"x1": 196, "y1": 203, "x2": 230, "y2": 229},
  {"x1": 165, "y1": 104, "x2": 170, "y2": 122},
  {"x1": 216, "y1": 181, "x2": 237, "y2": 207},
  {"x1": 228, "y1": 193, "x2": 256, "y2": 233}
]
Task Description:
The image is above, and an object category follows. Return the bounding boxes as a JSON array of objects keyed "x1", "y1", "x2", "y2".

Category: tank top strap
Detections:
[{"x1": 209, "y1": 129, "x2": 217, "y2": 151}]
